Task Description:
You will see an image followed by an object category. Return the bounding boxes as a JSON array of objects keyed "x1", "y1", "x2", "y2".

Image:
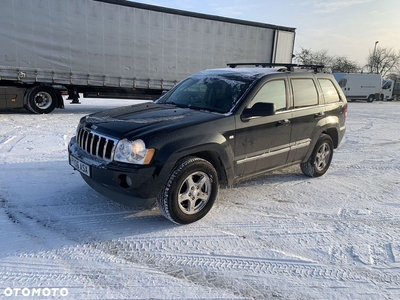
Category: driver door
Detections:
[{"x1": 234, "y1": 78, "x2": 292, "y2": 178}]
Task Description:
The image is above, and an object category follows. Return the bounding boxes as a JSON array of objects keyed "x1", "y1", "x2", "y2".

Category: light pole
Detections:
[{"x1": 372, "y1": 41, "x2": 379, "y2": 73}]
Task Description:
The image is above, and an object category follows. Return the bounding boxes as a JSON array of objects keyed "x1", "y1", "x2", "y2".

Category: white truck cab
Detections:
[{"x1": 381, "y1": 79, "x2": 394, "y2": 101}]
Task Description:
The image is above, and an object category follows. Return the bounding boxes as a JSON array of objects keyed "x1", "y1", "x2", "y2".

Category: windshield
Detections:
[
  {"x1": 338, "y1": 78, "x2": 347, "y2": 88},
  {"x1": 157, "y1": 74, "x2": 252, "y2": 113},
  {"x1": 382, "y1": 80, "x2": 392, "y2": 89}
]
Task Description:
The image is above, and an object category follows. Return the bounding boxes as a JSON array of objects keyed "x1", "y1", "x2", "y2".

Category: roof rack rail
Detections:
[{"x1": 227, "y1": 63, "x2": 325, "y2": 73}]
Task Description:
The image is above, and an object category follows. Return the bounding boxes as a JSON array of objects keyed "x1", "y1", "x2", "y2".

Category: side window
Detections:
[
  {"x1": 338, "y1": 78, "x2": 347, "y2": 88},
  {"x1": 382, "y1": 80, "x2": 392, "y2": 89},
  {"x1": 291, "y1": 79, "x2": 318, "y2": 108},
  {"x1": 249, "y1": 80, "x2": 287, "y2": 111},
  {"x1": 318, "y1": 79, "x2": 341, "y2": 103}
]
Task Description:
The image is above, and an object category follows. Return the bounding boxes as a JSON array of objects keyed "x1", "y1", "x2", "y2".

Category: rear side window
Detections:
[
  {"x1": 291, "y1": 79, "x2": 318, "y2": 108},
  {"x1": 318, "y1": 79, "x2": 341, "y2": 103}
]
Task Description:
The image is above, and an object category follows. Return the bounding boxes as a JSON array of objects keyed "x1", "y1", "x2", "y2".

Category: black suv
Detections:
[{"x1": 68, "y1": 63, "x2": 347, "y2": 224}]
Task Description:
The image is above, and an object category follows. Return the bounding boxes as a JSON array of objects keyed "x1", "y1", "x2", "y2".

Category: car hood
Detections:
[{"x1": 82, "y1": 102, "x2": 224, "y2": 138}]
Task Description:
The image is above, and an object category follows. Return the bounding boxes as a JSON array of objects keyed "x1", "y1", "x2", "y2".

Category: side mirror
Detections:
[{"x1": 242, "y1": 102, "x2": 276, "y2": 120}]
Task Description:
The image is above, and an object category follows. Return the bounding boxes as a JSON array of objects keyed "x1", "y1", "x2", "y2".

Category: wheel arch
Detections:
[
  {"x1": 302, "y1": 126, "x2": 339, "y2": 163},
  {"x1": 322, "y1": 127, "x2": 339, "y2": 149},
  {"x1": 187, "y1": 150, "x2": 229, "y2": 186},
  {"x1": 154, "y1": 141, "x2": 234, "y2": 189}
]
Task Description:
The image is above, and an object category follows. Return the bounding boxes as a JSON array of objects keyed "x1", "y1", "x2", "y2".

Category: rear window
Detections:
[{"x1": 318, "y1": 79, "x2": 341, "y2": 103}]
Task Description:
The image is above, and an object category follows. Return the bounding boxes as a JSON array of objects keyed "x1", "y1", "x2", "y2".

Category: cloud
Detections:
[
  {"x1": 305, "y1": 0, "x2": 372, "y2": 14},
  {"x1": 208, "y1": 2, "x2": 259, "y2": 19}
]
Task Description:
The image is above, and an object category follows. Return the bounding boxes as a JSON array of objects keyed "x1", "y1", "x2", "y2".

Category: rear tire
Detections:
[
  {"x1": 157, "y1": 156, "x2": 218, "y2": 224},
  {"x1": 26, "y1": 86, "x2": 57, "y2": 114},
  {"x1": 301, "y1": 134, "x2": 334, "y2": 177}
]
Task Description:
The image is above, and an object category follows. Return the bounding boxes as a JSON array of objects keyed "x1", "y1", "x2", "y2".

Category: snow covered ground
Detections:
[{"x1": 0, "y1": 98, "x2": 399, "y2": 300}]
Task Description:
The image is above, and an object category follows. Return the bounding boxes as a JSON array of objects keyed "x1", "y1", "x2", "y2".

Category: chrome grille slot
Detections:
[
  {"x1": 86, "y1": 132, "x2": 93, "y2": 153},
  {"x1": 76, "y1": 128, "x2": 117, "y2": 161}
]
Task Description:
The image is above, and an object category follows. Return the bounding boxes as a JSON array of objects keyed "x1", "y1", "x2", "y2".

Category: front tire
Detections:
[
  {"x1": 26, "y1": 86, "x2": 57, "y2": 114},
  {"x1": 301, "y1": 134, "x2": 334, "y2": 177},
  {"x1": 157, "y1": 156, "x2": 219, "y2": 224},
  {"x1": 367, "y1": 94, "x2": 375, "y2": 102}
]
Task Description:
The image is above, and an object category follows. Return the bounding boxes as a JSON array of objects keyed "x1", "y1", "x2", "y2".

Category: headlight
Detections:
[{"x1": 114, "y1": 139, "x2": 155, "y2": 165}]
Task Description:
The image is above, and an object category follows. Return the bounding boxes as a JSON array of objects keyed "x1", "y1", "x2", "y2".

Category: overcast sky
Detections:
[{"x1": 131, "y1": 0, "x2": 400, "y2": 67}]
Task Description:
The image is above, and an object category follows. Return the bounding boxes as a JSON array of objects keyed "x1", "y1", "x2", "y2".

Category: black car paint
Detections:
[
  {"x1": 68, "y1": 68, "x2": 347, "y2": 208},
  {"x1": 69, "y1": 102, "x2": 238, "y2": 205}
]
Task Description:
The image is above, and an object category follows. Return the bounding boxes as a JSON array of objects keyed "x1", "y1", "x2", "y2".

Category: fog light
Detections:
[{"x1": 118, "y1": 174, "x2": 133, "y2": 188}]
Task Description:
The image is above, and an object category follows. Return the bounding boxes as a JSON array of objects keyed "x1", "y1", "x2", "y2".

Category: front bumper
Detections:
[{"x1": 68, "y1": 137, "x2": 159, "y2": 208}]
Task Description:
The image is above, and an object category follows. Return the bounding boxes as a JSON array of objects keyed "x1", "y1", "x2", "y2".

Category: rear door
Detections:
[{"x1": 286, "y1": 75, "x2": 325, "y2": 163}]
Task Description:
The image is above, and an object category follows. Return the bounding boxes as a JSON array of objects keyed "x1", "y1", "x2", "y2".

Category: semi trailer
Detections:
[{"x1": 0, "y1": 0, "x2": 296, "y2": 113}]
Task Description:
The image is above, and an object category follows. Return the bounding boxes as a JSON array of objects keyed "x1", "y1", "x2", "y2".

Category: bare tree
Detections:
[
  {"x1": 386, "y1": 72, "x2": 399, "y2": 81},
  {"x1": 330, "y1": 56, "x2": 359, "y2": 73},
  {"x1": 366, "y1": 47, "x2": 400, "y2": 76},
  {"x1": 295, "y1": 47, "x2": 360, "y2": 72},
  {"x1": 295, "y1": 48, "x2": 332, "y2": 66}
]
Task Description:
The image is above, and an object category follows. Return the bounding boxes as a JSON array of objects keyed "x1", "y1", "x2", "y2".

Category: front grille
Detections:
[{"x1": 76, "y1": 128, "x2": 117, "y2": 161}]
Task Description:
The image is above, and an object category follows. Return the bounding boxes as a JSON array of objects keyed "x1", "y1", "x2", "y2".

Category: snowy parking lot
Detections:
[{"x1": 1, "y1": 99, "x2": 400, "y2": 299}]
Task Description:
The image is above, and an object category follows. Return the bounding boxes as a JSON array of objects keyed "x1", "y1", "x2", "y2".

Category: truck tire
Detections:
[
  {"x1": 367, "y1": 94, "x2": 374, "y2": 102},
  {"x1": 157, "y1": 156, "x2": 219, "y2": 224},
  {"x1": 300, "y1": 134, "x2": 334, "y2": 178},
  {"x1": 26, "y1": 86, "x2": 57, "y2": 114}
]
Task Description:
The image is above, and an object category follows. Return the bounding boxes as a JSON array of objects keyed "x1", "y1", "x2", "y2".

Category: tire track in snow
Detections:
[
  {"x1": 0, "y1": 245, "x2": 250, "y2": 299},
  {"x1": 2, "y1": 188, "x2": 400, "y2": 298},
  {"x1": 0, "y1": 206, "x2": 358, "y2": 298},
  {"x1": 0, "y1": 135, "x2": 25, "y2": 153},
  {"x1": 9, "y1": 201, "x2": 400, "y2": 287},
  {"x1": 88, "y1": 238, "x2": 400, "y2": 291},
  {"x1": 344, "y1": 163, "x2": 400, "y2": 172}
]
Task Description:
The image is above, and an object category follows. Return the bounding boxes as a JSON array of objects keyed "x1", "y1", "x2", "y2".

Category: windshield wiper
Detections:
[{"x1": 164, "y1": 101, "x2": 189, "y2": 108}]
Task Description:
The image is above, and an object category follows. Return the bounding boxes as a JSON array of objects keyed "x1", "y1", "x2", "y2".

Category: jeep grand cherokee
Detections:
[{"x1": 68, "y1": 63, "x2": 347, "y2": 224}]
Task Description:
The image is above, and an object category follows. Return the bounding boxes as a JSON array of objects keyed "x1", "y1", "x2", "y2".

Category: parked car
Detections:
[{"x1": 68, "y1": 63, "x2": 348, "y2": 224}]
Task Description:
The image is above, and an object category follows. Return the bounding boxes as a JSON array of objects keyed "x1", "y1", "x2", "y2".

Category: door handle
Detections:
[
  {"x1": 277, "y1": 119, "x2": 290, "y2": 126},
  {"x1": 314, "y1": 112, "x2": 325, "y2": 119}
]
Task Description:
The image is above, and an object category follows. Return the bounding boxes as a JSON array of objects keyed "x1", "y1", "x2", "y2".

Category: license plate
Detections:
[{"x1": 69, "y1": 155, "x2": 91, "y2": 177}]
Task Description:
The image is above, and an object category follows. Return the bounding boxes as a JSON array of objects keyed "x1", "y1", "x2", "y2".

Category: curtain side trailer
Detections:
[{"x1": 0, "y1": 0, "x2": 296, "y2": 113}]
